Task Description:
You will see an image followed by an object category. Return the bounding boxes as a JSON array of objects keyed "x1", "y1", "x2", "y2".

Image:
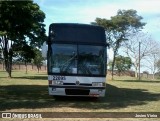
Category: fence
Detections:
[
  {"x1": 107, "y1": 70, "x2": 159, "y2": 79},
  {"x1": 0, "y1": 64, "x2": 159, "y2": 79},
  {"x1": 0, "y1": 63, "x2": 47, "y2": 71}
]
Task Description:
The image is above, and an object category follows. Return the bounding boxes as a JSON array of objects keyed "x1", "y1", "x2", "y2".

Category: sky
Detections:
[
  {"x1": 34, "y1": 0, "x2": 160, "y2": 42},
  {"x1": 34, "y1": 0, "x2": 160, "y2": 73}
]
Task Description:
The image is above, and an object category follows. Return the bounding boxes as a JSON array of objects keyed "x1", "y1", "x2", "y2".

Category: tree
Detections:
[
  {"x1": 108, "y1": 55, "x2": 132, "y2": 76},
  {"x1": 157, "y1": 59, "x2": 160, "y2": 72},
  {"x1": 123, "y1": 32, "x2": 160, "y2": 78},
  {"x1": 145, "y1": 53, "x2": 160, "y2": 79},
  {"x1": 0, "y1": 47, "x2": 2, "y2": 60},
  {"x1": 0, "y1": 1, "x2": 46, "y2": 77},
  {"x1": 115, "y1": 55, "x2": 132, "y2": 76},
  {"x1": 33, "y1": 48, "x2": 44, "y2": 73},
  {"x1": 13, "y1": 41, "x2": 35, "y2": 74},
  {"x1": 0, "y1": 46, "x2": 5, "y2": 70},
  {"x1": 93, "y1": 9, "x2": 145, "y2": 79}
]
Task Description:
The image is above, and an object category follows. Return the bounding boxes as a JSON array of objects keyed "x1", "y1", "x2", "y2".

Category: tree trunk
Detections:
[
  {"x1": 25, "y1": 61, "x2": 28, "y2": 74},
  {"x1": 8, "y1": 49, "x2": 13, "y2": 77},
  {"x1": 152, "y1": 72, "x2": 155, "y2": 80},
  {"x1": 38, "y1": 68, "x2": 39, "y2": 73},
  {"x1": 135, "y1": 67, "x2": 138, "y2": 78},
  {"x1": 37, "y1": 65, "x2": 41, "y2": 73},
  {"x1": 2, "y1": 60, "x2": 5, "y2": 70},
  {"x1": 111, "y1": 50, "x2": 116, "y2": 80},
  {"x1": 134, "y1": 61, "x2": 139, "y2": 78},
  {"x1": 19, "y1": 63, "x2": 20, "y2": 70},
  {"x1": 118, "y1": 71, "x2": 121, "y2": 76},
  {"x1": 3, "y1": 35, "x2": 13, "y2": 78}
]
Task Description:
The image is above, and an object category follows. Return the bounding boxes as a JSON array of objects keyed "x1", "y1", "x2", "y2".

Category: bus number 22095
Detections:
[{"x1": 53, "y1": 76, "x2": 66, "y2": 80}]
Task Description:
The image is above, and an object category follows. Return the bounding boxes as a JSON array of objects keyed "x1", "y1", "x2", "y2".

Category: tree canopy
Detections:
[
  {"x1": 108, "y1": 55, "x2": 132, "y2": 76},
  {"x1": 93, "y1": 9, "x2": 146, "y2": 79},
  {"x1": 114, "y1": 55, "x2": 132, "y2": 76},
  {"x1": 157, "y1": 59, "x2": 160, "y2": 72},
  {"x1": 0, "y1": 0, "x2": 46, "y2": 77},
  {"x1": 33, "y1": 48, "x2": 44, "y2": 73}
]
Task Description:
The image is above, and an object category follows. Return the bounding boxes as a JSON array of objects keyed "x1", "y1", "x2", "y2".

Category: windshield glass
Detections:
[
  {"x1": 49, "y1": 44, "x2": 77, "y2": 74},
  {"x1": 78, "y1": 45, "x2": 105, "y2": 75},
  {"x1": 48, "y1": 44, "x2": 106, "y2": 76}
]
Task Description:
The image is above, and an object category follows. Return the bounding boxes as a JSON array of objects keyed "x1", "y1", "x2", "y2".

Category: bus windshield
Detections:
[{"x1": 48, "y1": 44, "x2": 106, "y2": 76}]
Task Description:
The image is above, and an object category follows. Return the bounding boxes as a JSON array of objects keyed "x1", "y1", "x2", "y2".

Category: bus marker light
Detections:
[
  {"x1": 98, "y1": 90, "x2": 102, "y2": 93},
  {"x1": 49, "y1": 80, "x2": 52, "y2": 85},
  {"x1": 52, "y1": 88, "x2": 56, "y2": 91},
  {"x1": 89, "y1": 94, "x2": 99, "y2": 97}
]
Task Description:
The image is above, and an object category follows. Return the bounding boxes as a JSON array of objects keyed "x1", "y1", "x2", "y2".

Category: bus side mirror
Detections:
[{"x1": 41, "y1": 41, "x2": 48, "y2": 58}]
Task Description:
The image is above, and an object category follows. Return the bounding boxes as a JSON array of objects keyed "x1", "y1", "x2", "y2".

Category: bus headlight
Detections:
[
  {"x1": 92, "y1": 82, "x2": 105, "y2": 87},
  {"x1": 52, "y1": 80, "x2": 63, "y2": 85}
]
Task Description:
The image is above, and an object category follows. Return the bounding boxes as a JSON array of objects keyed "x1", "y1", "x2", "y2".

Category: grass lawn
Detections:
[{"x1": 0, "y1": 70, "x2": 160, "y2": 120}]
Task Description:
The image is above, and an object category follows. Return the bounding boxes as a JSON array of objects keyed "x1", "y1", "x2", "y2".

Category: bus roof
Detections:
[{"x1": 49, "y1": 23, "x2": 106, "y2": 45}]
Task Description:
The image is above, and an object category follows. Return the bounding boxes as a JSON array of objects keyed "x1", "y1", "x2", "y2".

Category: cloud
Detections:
[
  {"x1": 35, "y1": 0, "x2": 160, "y2": 41},
  {"x1": 133, "y1": 0, "x2": 160, "y2": 14}
]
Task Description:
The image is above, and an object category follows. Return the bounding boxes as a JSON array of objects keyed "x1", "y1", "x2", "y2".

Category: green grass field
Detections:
[{"x1": 0, "y1": 70, "x2": 160, "y2": 120}]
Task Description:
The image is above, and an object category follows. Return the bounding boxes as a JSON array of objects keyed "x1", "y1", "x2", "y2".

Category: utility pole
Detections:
[{"x1": 139, "y1": 41, "x2": 141, "y2": 80}]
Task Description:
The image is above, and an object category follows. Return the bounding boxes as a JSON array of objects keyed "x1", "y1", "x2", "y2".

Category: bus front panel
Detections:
[
  {"x1": 48, "y1": 75, "x2": 106, "y2": 97},
  {"x1": 47, "y1": 43, "x2": 106, "y2": 97}
]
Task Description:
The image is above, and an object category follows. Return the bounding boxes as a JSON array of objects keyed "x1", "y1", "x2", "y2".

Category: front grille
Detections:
[
  {"x1": 63, "y1": 83, "x2": 92, "y2": 86},
  {"x1": 65, "y1": 89, "x2": 90, "y2": 95}
]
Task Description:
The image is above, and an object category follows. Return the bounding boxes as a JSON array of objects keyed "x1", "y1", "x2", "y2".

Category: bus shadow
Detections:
[
  {"x1": 12, "y1": 76, "x2": 47, "y2": 80},
  {"x1": 116, "y1": 79, "x2": 160, "y2": 83},
  {"x1": 0, "y1": 84, "x2": 160, "y2": 111}
]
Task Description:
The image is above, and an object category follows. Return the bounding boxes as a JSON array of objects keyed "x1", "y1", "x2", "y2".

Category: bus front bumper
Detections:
[{"x1": 48, "y1": 85, "x2": 106, "y2": 97}]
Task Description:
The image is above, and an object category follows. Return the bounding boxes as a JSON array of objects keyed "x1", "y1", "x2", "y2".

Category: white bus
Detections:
[{"x1": 42, "y1": 23, "x2": 107, "y2": 97}]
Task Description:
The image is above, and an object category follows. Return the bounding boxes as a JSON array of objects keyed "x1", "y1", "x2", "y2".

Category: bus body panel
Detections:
[
  {"x1": 46, "y1": 23, "x2": 107, "y2": 97},
  {"x1": 48, "y1": 75, "x2": 106, "y2": 97},
  {"x1": 49, "y1": 23, "x2": 106, "y2": 45}
]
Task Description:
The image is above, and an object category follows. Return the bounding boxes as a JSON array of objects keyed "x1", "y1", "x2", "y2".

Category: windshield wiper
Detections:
[{"x1": 61, "y1": 54, "x2": 77, "y2": 72}]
